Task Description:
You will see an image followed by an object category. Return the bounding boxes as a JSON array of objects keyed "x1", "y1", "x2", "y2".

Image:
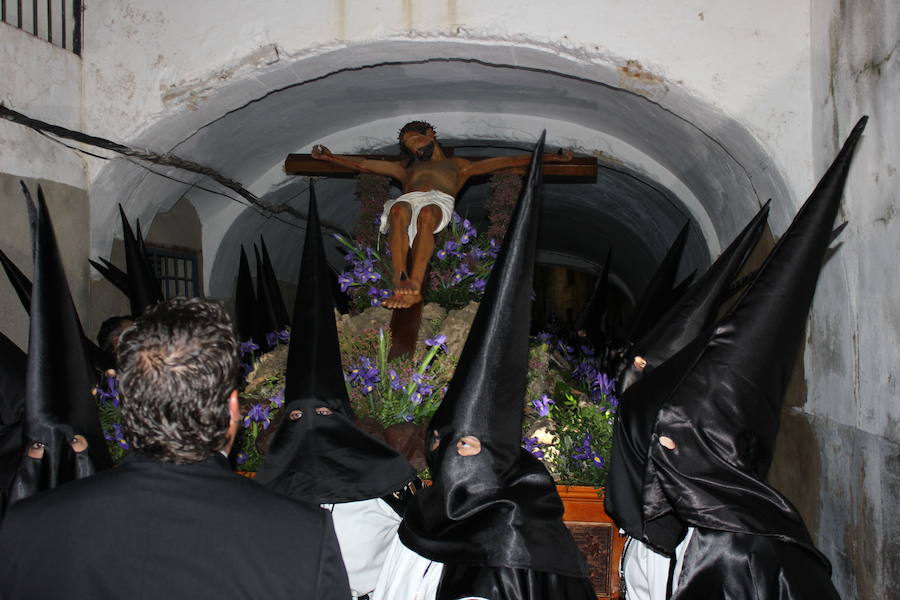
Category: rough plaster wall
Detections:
[
  {"x1": 78, "y1": 0, "x2": 812, "y2": 192},
  {"x1": 806, "y1": 1, "x2": 900, "y2": 598},
  {"x1": 0, "y1": 175, "x2": 91, "y2": 350},
  {"x1": 0, "y1": 24, "x2": 85, "y2": 189}
]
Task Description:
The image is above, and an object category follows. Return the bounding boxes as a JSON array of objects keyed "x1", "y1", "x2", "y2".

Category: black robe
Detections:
[{"x1": 0, "y1": 454, "x2": 350, "y2": 599}]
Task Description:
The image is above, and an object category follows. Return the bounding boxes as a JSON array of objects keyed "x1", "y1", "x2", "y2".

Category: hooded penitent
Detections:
[
  {"x1": 619, "y1": 119, "x2": 865, "y2": 599},
  {"x1": 616, "y1": 202, "x2": 770, "y2": 395},
  {"x1": 0, "y1": 248, "x2": 32, "y2": 314},
  {"x1": 7, "y1": 186, "x2": 112, "y2": 506},
  {"x1": 398, "y1": 134, "x2": 594, "y2": 599},
  {"x1": 118, "y1": 206, "x2": 164, "y2": 317},
  {"x1": 0, "y1": 330, "x2": 26, "y2": 509},
  {"x1": 573, "y1": 248, "x2": 611, "y2": 350},
  {"x1": 621, "y1": 221, "x2": 691, "y2": 347},
  {"x1": 255, "y1": 184, "x2": 415, "y2": 504},
  {"x1": 259, "y1": 237, "x2": 291, "y2": 329},
  {"x1": 233, "y1": 246, "x2": 261, "y2": 346},
  {"x1": 605, "y1": 202, "x2": 770, "y2": 547},
  {"x1": 253, "y1": 243, "x2": 283, "y2": 346},
  {"x1": 89, "y1": 257, "x2": 131, "y2": 298}
]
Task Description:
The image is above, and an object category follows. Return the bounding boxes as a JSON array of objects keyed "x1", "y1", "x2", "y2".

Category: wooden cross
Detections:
[{"x1": 284, "y1": 149, "x2": 598, "y2": 358}]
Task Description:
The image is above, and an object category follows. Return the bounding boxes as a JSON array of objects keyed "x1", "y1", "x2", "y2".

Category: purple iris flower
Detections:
[
  {"x1": 266, "y1": 331, "x2": 278, "y2": 349},
  {"x1": 470, "y1": 278, "x2": 487, "y2": 292},
  {"x1": 277, "y1": 329, "x2": 291, "y2": 343},
  {"x1": 370, "y1": 297, "x2": 383, "y2": 307},
  {"x1": 536, "y1": 331, "x2": 554, "y2": 346},
  {"x1": 425, "y1": 335, "x2": 449, "y2": 353},
  {"x1": 270, "y1": 388, "x2": 285, "y2": 408},
  {"x1": 387, "y1": 369, "x2": 404, "y2": 390},
  {"x1": 242, "y1": 403, "x2": 271, "y2": 429},
  {"x1": 240, "y1": 340, "x2": 259, "y2": 355},
  {"x1": 571, "y1": 433, "x2": 605, "y2": 468},
  {"x1": 531, "y1": 395, "x2": 555, "y2": 417},
  {"x1": 338, "y1": 272, "x2": 355, "y2": 292},
  {"x1": 410, "y1": 391, "x2": 424, "y2": 405},
  {"x1": 403, "y1": 414, "x2": 415, "y2": 423},
  {"x1": 522, "y1": 436, "x2": 545, "y2": 459},
  {"x1": 236, "y1": 452, "x2": 248, "y2": 465},
  {"x1": 436, "y1": 249, "x2": 448, "y2": 260},
  {"x1": 103, "y1": 423, "x2": 130, "y2": 450}
]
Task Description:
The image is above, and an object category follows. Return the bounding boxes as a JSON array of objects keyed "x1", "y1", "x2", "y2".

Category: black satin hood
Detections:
[
  {"x1": 259, "y1": 237, "x2": 291, "y2": 329},
  {"x1": 617, "y1": 203, "x2": 769, "y2": 394},
  {"x1": 233, "y1": 246, "x2": 260, "y2": 344},
  {"x1": 256, "y1": 184, "x2": 414, "y2": 503},
  {"x1": 8, "y1": 185, "x2": 111, "y2": 506},
  {"x1": 622, "y1": 221, "x2": 690, "y2": 345},
  {"x1": 400, "y1": 134, "x2": 588, "y2": 579},
  {"x1": 0, "y1": 248, "x2": 32, "y2": 316},
  {"x1": 574, "y1": 248, "x2": 611, "y2": 350},
  {"x1": 0, "y1": 331, "x2": 26, "y2": 501},
  {"x1": 118, "y1": 205, "x2": 163, "y2": 317},
  {"x1": 89, "y1": 257, "x2": 130, "y2": 298},
  {"x1": 640, "y1": 118, "x2": 866, "y2": 564},
  {"x1": 253, "y1": 244, "x2": 283, "y2": 340}
]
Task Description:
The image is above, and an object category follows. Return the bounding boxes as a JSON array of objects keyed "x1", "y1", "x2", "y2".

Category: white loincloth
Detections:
[
  {"x1": 622, "y1": 527, "x2": 695, "y2": 600},
  {"x1": 324, "y1": 498, "x2": 403, "y2": 599},
  {"x1": 373, "y1": 534, "x2": 444, "y2": 600},
  {"x1": 379, "y1": 190, "x2": 455, "y2": 246}
]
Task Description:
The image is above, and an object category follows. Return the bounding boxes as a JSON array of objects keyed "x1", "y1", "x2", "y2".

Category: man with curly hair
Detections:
[
  {"x1": 312, "y1": 121, "x2": 572, "y2": 308},
  {"x1": 0, "y1": 297, "x2": 350, "y2": 599}
]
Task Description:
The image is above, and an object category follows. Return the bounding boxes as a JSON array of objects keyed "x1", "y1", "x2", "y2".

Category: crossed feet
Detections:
[{"x1": 384, "y1": 271, "x2": 422, "y2": 309}]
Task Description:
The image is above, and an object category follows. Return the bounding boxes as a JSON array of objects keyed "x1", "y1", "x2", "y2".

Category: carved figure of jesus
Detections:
[{"x1": 312, "y1": 121, "x2": 572, "y2": 309}]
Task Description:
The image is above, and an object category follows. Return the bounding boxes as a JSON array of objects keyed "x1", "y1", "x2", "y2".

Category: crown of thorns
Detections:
[{"x1": 398, "y1": 121, "x2": 436, "y2": 144}]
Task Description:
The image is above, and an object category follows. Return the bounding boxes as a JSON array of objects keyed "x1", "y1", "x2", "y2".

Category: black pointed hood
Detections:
[
  {"x1": 253, "y1": 244, "x2": 282, "y2": 346},
  {"x1": 8, "y1": 186, "x2": 112, "y2": 506},
  {"x1": 256, "y1": 184, "x2": 415, "y2": 503},
  {"x1": 0, "y1": 248, "x2": 32, "y2": 314},
  {"x1": 232, "y1": 246, "x2": 260, "y2": 345},
  {"x1": 0, "y1": 330, "x2": 26, "y2": 501},
  {"x1": 259, "y1": 237, "x2": 291, "y2": 329},
  {"x1": 119, "y1": 206, "x2": 163, "y2": 316},
  {"x1": 623, "y1": 222, "x2": 690, "y2": 344},
  {"x1": 574, "y1": 249, "x2": 611, "y2": 350},
  {"x1": 399, "y1": 134, "x2": 589, "y2": 579},
  {"x1": 636, "y1": 118, "x2": 866, "y2": 559},
  {"x1": 617, "y1": 203, "x2": 770, "y2": 395},
  {"x1": 89, "y1": 258, "x2": 131, "y2": 297}
]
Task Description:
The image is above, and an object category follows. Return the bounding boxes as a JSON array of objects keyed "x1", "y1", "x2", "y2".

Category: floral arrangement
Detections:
[{"x1": 335, "y1": 212, "x2": 499, "y2": 312}]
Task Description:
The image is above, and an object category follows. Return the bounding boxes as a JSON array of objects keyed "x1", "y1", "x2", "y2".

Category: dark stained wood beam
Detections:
[{"x1": 284, "y1": 153, "x2": 598, "y2": 178}]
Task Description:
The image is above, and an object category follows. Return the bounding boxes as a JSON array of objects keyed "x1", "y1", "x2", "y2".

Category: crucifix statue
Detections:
[{"x1": 285, "y1": 121, "x2": 597, "y2": 355}]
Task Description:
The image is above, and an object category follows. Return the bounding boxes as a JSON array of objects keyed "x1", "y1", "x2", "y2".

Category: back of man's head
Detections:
[{"x1": 117, "y1": 297, "x2": 240, "y2": 464}]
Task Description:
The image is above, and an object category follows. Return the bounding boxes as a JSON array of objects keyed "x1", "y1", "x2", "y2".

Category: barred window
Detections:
[{"x1": 144, "y1": 245, "x2": 201, "y2": 299}]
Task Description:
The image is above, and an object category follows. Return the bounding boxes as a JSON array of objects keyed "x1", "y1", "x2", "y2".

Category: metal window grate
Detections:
[
  {"x1": 144, "y1": 246, "x2": 201, "y2": 300},
  {"x1": 1, "y1": 0, "x2": 82, "y2": 55}
]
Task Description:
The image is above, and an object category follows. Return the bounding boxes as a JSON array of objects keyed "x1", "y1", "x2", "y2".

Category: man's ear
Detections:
[{"x1": 228, "y1": 390, "x2": 240, "y2": 422}]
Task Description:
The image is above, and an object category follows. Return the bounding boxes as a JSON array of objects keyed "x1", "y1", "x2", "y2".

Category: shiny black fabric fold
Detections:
[
  {"x1": 256, "y1": 184, "x2": 415, "y2": 504},
  {"x1": 438, "y1": 562, "x2": 597, "y2": 600},
  {"x1": 617, "y1": 203, "x2": 769, "y2": 394},
  {"x1": 118, "y1": 206, "x2": 163, "y2": 316},
  {"x1": 671, "y1": 529, "x2": 840, "y2": 600},
  {"x1": 8, "y1": 186, "x2": 111, "y2": 506},
  {"x1": 400, "y1": 134, "x2": 590, "y2": 585}
]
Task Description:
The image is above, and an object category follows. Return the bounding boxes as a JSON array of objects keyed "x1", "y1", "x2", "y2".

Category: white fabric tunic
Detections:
[
  {"x1": 373, "y1": 533, "x2": 444, "y2": 600},
  {"x1": 622, "y1": 527, "x2": 695, "y2": 600},
  {"x1": 379, "y1": 190, "x2": 456, "y2": 245},
  {"x1": 325, "y1": 498, "x2": 403, "y2": 598}
]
